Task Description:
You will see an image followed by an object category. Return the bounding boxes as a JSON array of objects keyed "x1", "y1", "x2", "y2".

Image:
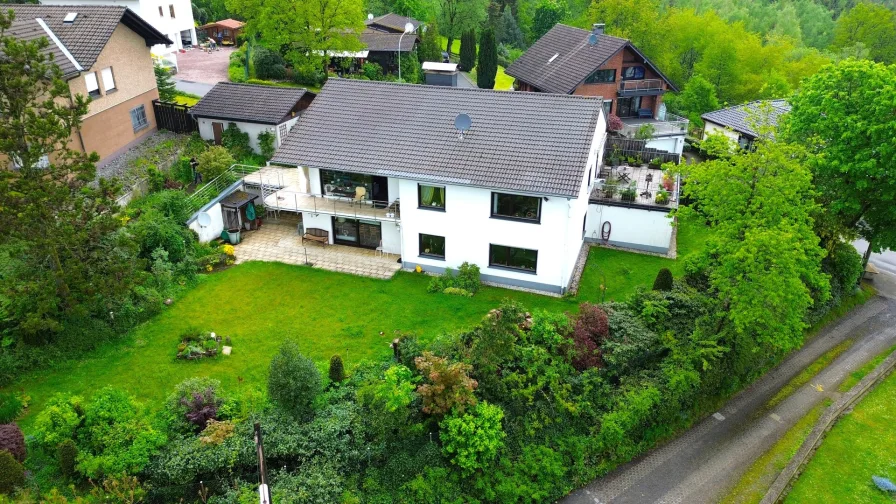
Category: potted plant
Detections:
[
  {"x1": 655, "y1": 189, "x2": 670, "y2": 205},
  {"x1": 603, "y1": 176, "x2": 617, "y2": 198},
  {"x1": 610, "y1": 145, "x2": 622, "y2": 167},
  {"x1": 662, "y1": 172, "x2": 675, "y2": 192},
  {"x1": 621, "y1": 183, "x2": 637, "y2": 202},
  {"x1": 649, "y1": 157, "x2": 662, "y2": 170}
]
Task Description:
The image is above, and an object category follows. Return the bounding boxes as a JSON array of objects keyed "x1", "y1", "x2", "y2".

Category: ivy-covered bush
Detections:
[
  {"x1": 221, "y1": 123, "x2": 252, "y2": 160},
  {"x1": 268, "y1": 340, "x2": 321, "y2": 419},
  {"x1": 440, "y1": 401, "x2": 505, "y2": 475},
  {"x1": 0, "y1": 424, "x2": 25, "y2": 463},
  {"x1": 257, "y1": 130, "x2": 276, "y2": 160}
]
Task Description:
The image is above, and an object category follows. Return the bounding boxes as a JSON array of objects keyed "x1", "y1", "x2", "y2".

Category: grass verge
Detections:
[
  {"x1": 721, "y1": 399, "x2": 831, "y2": 504},
  {"x1": 763, "y1": 339, "x2": 853, "y2": 412},
  {"x1": 784, "y1": 369, "x2": 896, "y2": 503},
  {"x1": 838, "y1": 344, "x2": 896, "y2": 393},
  {"x1": 174, "y1": 92, "x2": 200, "y2": 106}
]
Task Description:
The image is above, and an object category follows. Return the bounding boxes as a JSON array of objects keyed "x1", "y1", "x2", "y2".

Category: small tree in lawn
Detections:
[
  {"x1": 415, "y1": 351, "x2": 478, "y2": 416},
  {"x1": 268, "y1": 340, "x2": 322, "y2": 419},
  {"x1": 653, "y1": 268, "x2": 673, "y2": 291},
  {"x1": 154, "y1": 62, "x2": 178, "y2": 102},
  {"x1": 460, "y1": 29, "x2": 477, "y2": 71},
  {"x1": 477, "y1": 28, "x2": 497, "y2": 89}
]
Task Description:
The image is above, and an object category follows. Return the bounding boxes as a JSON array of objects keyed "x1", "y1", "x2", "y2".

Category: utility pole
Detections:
[{"x1": 254, "y1": 422, "x2": 271, "y2": 504}]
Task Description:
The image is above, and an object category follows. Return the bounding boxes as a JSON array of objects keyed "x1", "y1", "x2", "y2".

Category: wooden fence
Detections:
[
  {"x1": 152, "y1": 99, "x2": 198, "y2": 134},
  {"x1": 604, "y1": 137, "x2": 680, "y2": 165}
]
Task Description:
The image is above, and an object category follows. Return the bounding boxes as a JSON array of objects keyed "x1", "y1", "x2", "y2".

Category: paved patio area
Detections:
[
  {"x1": 233, "y1": 216, "x2": 402, "y2": 279},
  {"x1": 174, "y1": 46, "x2": 234, "y2": 84}
]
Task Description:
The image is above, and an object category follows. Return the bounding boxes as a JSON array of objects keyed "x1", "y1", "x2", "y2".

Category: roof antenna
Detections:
[
  {"x1": 454, "y1": 113, "x2": 472, "y2": 139},
  {"x1": 588, "y1": 33, "x2": 598, "y2": 46}
]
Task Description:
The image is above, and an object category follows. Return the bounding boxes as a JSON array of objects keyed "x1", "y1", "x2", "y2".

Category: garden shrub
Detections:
[
  {"x1": 328, "y1": 355, "x2": 345, "y2": 383},
  {"x1": 395, "y1": 334, "x2": 423, "y2": 369},
  {"x1": 268, "y1": 340, "x2": 322, "y2": 419},
  {"x1": 361, "y1": 62, "x2": 384, "y2": 81},
  {"x1": 33, "y1": 394, "x2": 83, "y2": 450},
  {"x1": 807, "y1": 241, "x2": 864, "y2": 324},
  {"x1": 253, "y1": 46, "x2": 287, "y2": 80},
  {"x1": 601, "y1": 304, "x2": 662, "y2": 378},
  {"x1": 571, "y1": 303, "x2": 609, "y2": 371},
  {"x1": 415, "y1": 352, "x2": 477, "y2": 416},
  {"x1": 57, "y1": 439, "x2": 77, "y2": 478},
  {"x1": 443, "y1": 287, "x2": 472, "y2": 297},
  {"x1": 290, "y1": 63, "x2": 326, "y2": 87},
  {"x1": 166, "y1": 377, "x2": 224, "y2": 433},
  {"x1": 146, "y1": 164, "x2": 165, "y2": 192},
  {"x1": 427, "y1": 262, "x2": 481, "y2": 295},
  {"x1": 199, "y1": 419, "x2": 235, "y2": 445},
  {"x1": 0, "y1": 394, "x2": 22, "y2": 424},
  {"x1": 0, "y1": 424, "x2": 24, "y2": 463},
  {"x1": 440, "y1": 401, "x2": 505, "y2": 475},
  {"x1": 0, "y1": 450, "x2": 25, "y2": 495},
  {"x1": 185, "y1": 133, "x2": 208, "y2": 158},
  {"x1": 221, "y1": 123, "x2": 252, "y2": 160},
  {"x1": 257, "y1": 130, "x2": 276, "y2": 160},
  {"x1": 653, "y1": 268, "x2": 673, "y2": 291},
  {"x1": 130, "y1": 209, "x2": 193, "y2": 263},
  {"x1": 197, "y1": 146, "x2": 234, "y2": 181},
  {"x1": 171, "y1": 156, "x2": 195, "y2": 185}
]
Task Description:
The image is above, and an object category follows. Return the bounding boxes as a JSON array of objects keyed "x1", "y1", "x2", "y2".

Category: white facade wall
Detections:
[
  {"x1": 585, "y1": 204, "x2": 673, "y2": 253},
  {"x1": 703, "y1": 121, "x2": 741, "y2": 143},
  {"x1": 645, "y1": 134, "x2": 685, "y2": 155},
  {"x1": 197, "y1": 118, "x2": 281, "y2": 154},
  {"x1": 188, "y1": 202, "x2": 224, "y2": 242},
  {"x1": 297, "y1": 211, "x2": 401, "y2": 254}
]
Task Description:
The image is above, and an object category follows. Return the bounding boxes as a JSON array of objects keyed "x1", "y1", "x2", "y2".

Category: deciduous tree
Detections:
[
  {"x1": 437, "y1": 0, "x2": 488, "y2": 57},
  {"x1": 415, "y1": 351, "x2": 478, "y2": 415},
  {"x1": 833, "y1": 2, "x2": 896, "y2": 64},
  {"x1": 531, "y1": 0, "x2": 566, "y2": 42}
]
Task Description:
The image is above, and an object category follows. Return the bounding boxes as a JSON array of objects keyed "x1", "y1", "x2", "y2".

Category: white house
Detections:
[
  {"x1": 190, "y1": 83, "x2": 315, "y2": 154},
  {"x1": 41, "y1": 0, "x2": 196, "y2": 65},
  {"x1": 260, "y1": 79, "x2": 608, "y2": 294},
  {"x1": 702, "y1": 99, "x2": 791, "y2": 149}
]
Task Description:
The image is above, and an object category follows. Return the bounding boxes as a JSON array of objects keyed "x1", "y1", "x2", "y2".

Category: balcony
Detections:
[
  {"x1": 618, "y1": 113, "x2": 689, "y2": 139},
  {"x1": 589, "y1": 165, "x2": 680, "y2": 210},
  {"x1": 618, "y1": 79, "x2": 665, "y2": 96}
]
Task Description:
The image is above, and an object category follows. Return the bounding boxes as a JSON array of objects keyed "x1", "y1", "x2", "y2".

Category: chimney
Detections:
[{"x1": 592, "y1": 23, "x2": 605, "y2": 36}]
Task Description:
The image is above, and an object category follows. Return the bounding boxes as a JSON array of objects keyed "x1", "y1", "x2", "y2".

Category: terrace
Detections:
[
  {"x1": 618, "y1": 78, "x2": 665, "y2": 96},
  {"x1": 589, "y1": 164, "x2": 680, "y2": 210},
  {"x1": 618, "y1": 113, "x2": 689, "y2": 139}
]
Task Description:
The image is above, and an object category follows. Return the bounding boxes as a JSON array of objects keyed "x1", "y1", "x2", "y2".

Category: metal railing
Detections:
[
  {"x1": 618, "y1": 79, "x2": 665, "y2": 94},
  {"x1": 589, "y1": 176, "x2": 680, "y2": 208},
  {"x1": 264, "y1": 189, "x2": 401, "y2": 222},
  {"x1": 619, "y1": 113, "x2": 689, "y2": 139},
  {"x1": 186, "y1": 164, "x2": 263, "y2": 213}
]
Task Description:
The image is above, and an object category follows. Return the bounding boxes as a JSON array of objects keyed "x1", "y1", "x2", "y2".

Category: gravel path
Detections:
[{"x1": 561, "y1": 273, "x2": 896, "y2": 504}]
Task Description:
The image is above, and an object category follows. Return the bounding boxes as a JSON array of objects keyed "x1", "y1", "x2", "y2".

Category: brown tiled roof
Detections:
[
  {"x1": 190, "y1": 82, "x2": 310, "y2": 125},
  {"x1": 0, "y1": 4, "x2": 170, "y2": 70},
  {"x1": 199, "y1": 18, "x2": 244, "y2": 30},
  {"x1": 365, "y1": 13, "x2": 420, "y2": 33},
  {"x1": 272, "y1": 79, "x2": 604, "y2": 197},
  {"x1": 360, "y1": 29, "x2": 418, "y2": 52},
  {"x1": 5, "y1": 18, "x2": 80, "y2": 78}
]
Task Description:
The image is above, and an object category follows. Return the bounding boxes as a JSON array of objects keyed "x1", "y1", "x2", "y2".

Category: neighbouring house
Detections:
[
  {"x1": 2, "y1": 4, "x2": 171, "y2": 166},
  {"x1": 40, "y1": 0, "x2": 195, "y2": 68},
  {"x1": 701, "y1": 99, "x2": 791, "y2": 149},
  {"x1": 255, "y1": 78, "x2": 607, "y2": 294},
  {"x1": 422, "y1": 62, "x2": 458, "y2": 86},
  {"x1": 506, "y1": 23, "x2": 687, "y2": 156},
  {"x1": 190, "y1": 82, "x2": 315, "y2": 154},
  {"x1": 198, "y1": 18, "x2": 243, "y2": 46},
  {"x1": 358, "y1": 29, "x2": 419, "y2": 72},
  {"x1": 364, "y1": 13, "x2": 420, "y2": 34}
]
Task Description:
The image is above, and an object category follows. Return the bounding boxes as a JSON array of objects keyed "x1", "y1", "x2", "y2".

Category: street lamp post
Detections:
[{"x1": 397, "y1": 21, "x2": 415, "y2": 82}]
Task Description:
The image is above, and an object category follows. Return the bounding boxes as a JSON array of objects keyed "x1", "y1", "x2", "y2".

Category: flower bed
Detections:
[{"x1": 176, "y1": 331, "x2": 229, "y2": 360}]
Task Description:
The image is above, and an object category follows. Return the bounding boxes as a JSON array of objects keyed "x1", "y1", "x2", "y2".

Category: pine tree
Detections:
[
  {"x1": 418, "y1": 21, "x2": 443, "y2": 63},
  {"x1": 477, "y1": 28, "x2": 497, "y2": 89},
  {"x1": 154, "y1": 62, "x2": 178, "y2": 102},
  {"x1": 652, "y1": 268, "x2": 673, "y2": 291},
  {"x1": 328, "y1": 355, "x2": 345, "y2": 382},
  {"x1": 460, "y1": 30, "x2": 477, "y2": 71}
]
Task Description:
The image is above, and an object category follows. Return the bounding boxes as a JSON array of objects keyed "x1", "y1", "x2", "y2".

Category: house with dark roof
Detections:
[
  {"x1": 506, "y1": 23, "x2": 688, "y2": 155},
  {"x1": 364, "y1": 13, "x2": 420, "y2": 34},
  {"x1": 258, "y1": 78, "x2": 612, "y2": 293},
  {"x1": 702, "y1": 99, "x2": 791, "y2": 148},
  {"x1": 357, "y1": 29, "x2": 419, "y2": 72},
  {"x1": 198, "y1": 18, "x2": 244, "y2": 45},
  {"x1": 1, "y1": 4, "x2": 171, "y2": 165},
  {"x1": 190, "y1": 82, "x2": 315, "y2": 153}
]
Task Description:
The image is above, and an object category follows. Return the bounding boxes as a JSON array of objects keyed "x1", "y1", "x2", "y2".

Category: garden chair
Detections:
[{"x1": 353, "y1": 187, "x2": 367, "y2": 206}]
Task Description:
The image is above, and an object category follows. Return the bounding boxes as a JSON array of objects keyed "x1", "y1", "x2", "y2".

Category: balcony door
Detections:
[
  {"x1": 616, "y1": 97, "x2": 642, "y2": 118},
  {"x1": 332, "y1": 217, "x2": 382, "y2": 249}
]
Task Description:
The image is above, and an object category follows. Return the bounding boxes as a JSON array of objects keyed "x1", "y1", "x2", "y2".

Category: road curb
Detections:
[{"x1": 760, "y1": 346, "x2": 896, "y2": 503}]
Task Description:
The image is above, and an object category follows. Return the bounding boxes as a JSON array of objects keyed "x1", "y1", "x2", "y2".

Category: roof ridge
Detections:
[
  {"x1": 556, "y1": 23, "x2": 630, "y2": 43},
  {"x1": 325, "y1": 77, "x2": 604, "y2": 101},
  {"x1": 215, "y1": 82, "x2": 308, "y2": 91}
]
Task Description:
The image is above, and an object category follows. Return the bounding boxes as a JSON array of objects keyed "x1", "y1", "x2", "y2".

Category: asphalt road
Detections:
[
  {"x1": 174, "y1": 79, "x2": 214, "y2": 97},
  {"x1": 561, "y1": 273, "x2": 896, "y2": 504},
  {"x1": 855, "y1": 239, "x2": 896, "y2": 276}
]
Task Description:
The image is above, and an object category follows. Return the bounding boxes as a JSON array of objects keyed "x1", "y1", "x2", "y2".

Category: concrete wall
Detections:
[
  {"x1": 585, "y1": 204, "x2": 673, "y2": 253},
  {"x1": 646, "y1": 134, "x2": 685, "y2": 155},
  {"x1": 197, "y1": 119, "x2": 279, "y2": 154},
  {"x1": 188, "y1": 202, "x2": 225, "y2": 242}
]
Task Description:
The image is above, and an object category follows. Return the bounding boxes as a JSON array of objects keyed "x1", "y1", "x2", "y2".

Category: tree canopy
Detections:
[{"x1": 832, "y1": 1, "x2": 896, "y2": 64}]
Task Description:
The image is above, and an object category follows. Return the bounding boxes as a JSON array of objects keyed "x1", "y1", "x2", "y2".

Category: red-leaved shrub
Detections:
[
  {"x1": 608, "y1": 114, "x2": 624, "y2": 132},
  {"x1": 572, "y1": 303, "x2": 610, "y2": 371},
  {"x1": 0, "y1": 423, "x2": 25, "y2": 463}
]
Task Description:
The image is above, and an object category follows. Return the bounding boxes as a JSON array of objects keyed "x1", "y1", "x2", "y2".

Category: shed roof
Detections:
[
  {"x1": 190, "y1": 82, "x2": 310, "y2": 125},
  {"x1": 360, "y1": 29, "x2": 418, "y2": 52},
  {"x1": 1, "y1": 4, "x2": 171, "y2": 70},
  {"x1": 365, "y1": 13, "x2": 420, "y2": 33},
  {"x1": 701, "y1": 99, "x2": 791, "y2": 139},
  {"x1": 505, "y1": 23, "x2": 676, "y2": 94},
  {"x1": 199, "y1": 18, "x2": 245, "y2": 30},
  {"x1": 272, "y1": 79, "x2": 604, "y2": 197}
]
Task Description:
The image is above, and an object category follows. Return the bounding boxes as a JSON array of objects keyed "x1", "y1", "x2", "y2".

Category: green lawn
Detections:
[
  {"x1": 439, "y1": 36, "x2": 515, "y2": 90},
  {"x1": 839, "y1": 345, "x2": 896, "y2": 393},
  {"x1": 577, "y1": 214, "x2": 707, "y2": 302},
  {"x1": 173, "y1": 93, "x2": 200, "y2": 107},
  {"x1": 785, "y1": 369, "x2": 896, "y2": 503}
]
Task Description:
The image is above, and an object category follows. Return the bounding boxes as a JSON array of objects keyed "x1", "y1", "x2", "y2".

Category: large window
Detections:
[
  {"x1": 622, "y1": 66, "x2": 645, "y2": 80},
  {"x1": 130, "y1": 105, "x2": 149, "y2": 132},
  {"x1": 419, "y1": 233, "x2": 445, "y2": 259},
  {"x1": 418, "y1": 184, "x2": 445, "y2": 210},
  {"x1": 489, "y1": 244, "x2": 537, "y2": 273},
  {"x1": 585, "y1": 69, "x2": 616, "y2": 84},
  {"x1": 321, "y1": 170, "x2": 372, "y2": 198},
  {"x1": 84, "y1": 72, "x2": 100, "y2": 97},
  {"x1": 101, "y1": 67, "x2": 116, "y2": 92},
  {"x1": 491, "y1": 192, "x2": 541, "y2": 222}
]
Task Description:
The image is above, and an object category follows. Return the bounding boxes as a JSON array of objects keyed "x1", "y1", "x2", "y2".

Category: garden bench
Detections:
[
  {"x1": 302, "y1": 227, "x2": 329, "y2": 246},
  {"x1": 638, "y1": 108, "x2": 653, "y2": 119}
]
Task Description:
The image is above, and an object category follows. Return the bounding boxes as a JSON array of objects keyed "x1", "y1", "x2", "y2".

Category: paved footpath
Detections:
[{"x1": 562, "y1": 274, "x2": 896, "y2": 504}]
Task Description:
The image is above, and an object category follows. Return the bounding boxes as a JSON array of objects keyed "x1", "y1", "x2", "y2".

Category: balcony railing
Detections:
[
  {"x1": 618, "y1": 113, "x2": 689, "y2": 139},
  {"x1": 618, "y1": 79, "x2": 665, "y2": 95},
  {"x1": 262, "y1": 189, "x2": 401, "y2": 222},
  {"x1": 589, "y1": 170, "x2": 680, "y2": 209}
]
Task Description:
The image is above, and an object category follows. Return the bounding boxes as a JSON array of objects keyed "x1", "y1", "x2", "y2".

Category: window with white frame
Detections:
[
  {"x1": 84, "y1": 72, "x2": 100, "y2": 97},
  {"x1": 101, "y1": 67, "x2": 116, "y2": 92},
  {"x1": 278, "y1": 123, "x2": 288, "y2": 143},
  {"x1": 130, "y1": 105, "x2": 149, "y2": 132}
]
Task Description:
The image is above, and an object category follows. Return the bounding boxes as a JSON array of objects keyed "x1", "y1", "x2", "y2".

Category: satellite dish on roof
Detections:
[
  {"x1": 454, "y1": 113, "x2": 472, "y2": 138},
  {"x1": 588, "y1": 33, "x2": 598, "y2": 46},
  {"x1": 368, "y1": 13, "x2": 374, "y2": 20},
  {"x1": 197, "y1": 212, "x2": 212, "y2": 228}
]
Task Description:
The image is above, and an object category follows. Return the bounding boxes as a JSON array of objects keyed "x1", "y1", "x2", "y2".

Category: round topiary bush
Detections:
[
  {"x1": 57, "y1": 439, "x2": 78, "y2": 478},
  {"x1": 0, "y1": 450, "x2": 25, "y2": 495},
  {"x1": 328, "y1": 355, "x2": 345, "y2": 383},
  {"x1": 653, "y1": 268, "x2": 674, "y2": 291},
  {"x1": 0, "y1": 424, "x2": 25, "y2": 463},
  {"x1": 268, "y1": 340, "x2": 321, "y2": 419}
]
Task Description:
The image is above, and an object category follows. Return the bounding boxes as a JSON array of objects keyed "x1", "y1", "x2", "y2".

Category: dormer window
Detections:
[
  {"x1": 63, "y1": 12, "x2": 77, "y2": 24},
  {"x1": 548, "y1": 53, "x2": 559, "y2": 63}
]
